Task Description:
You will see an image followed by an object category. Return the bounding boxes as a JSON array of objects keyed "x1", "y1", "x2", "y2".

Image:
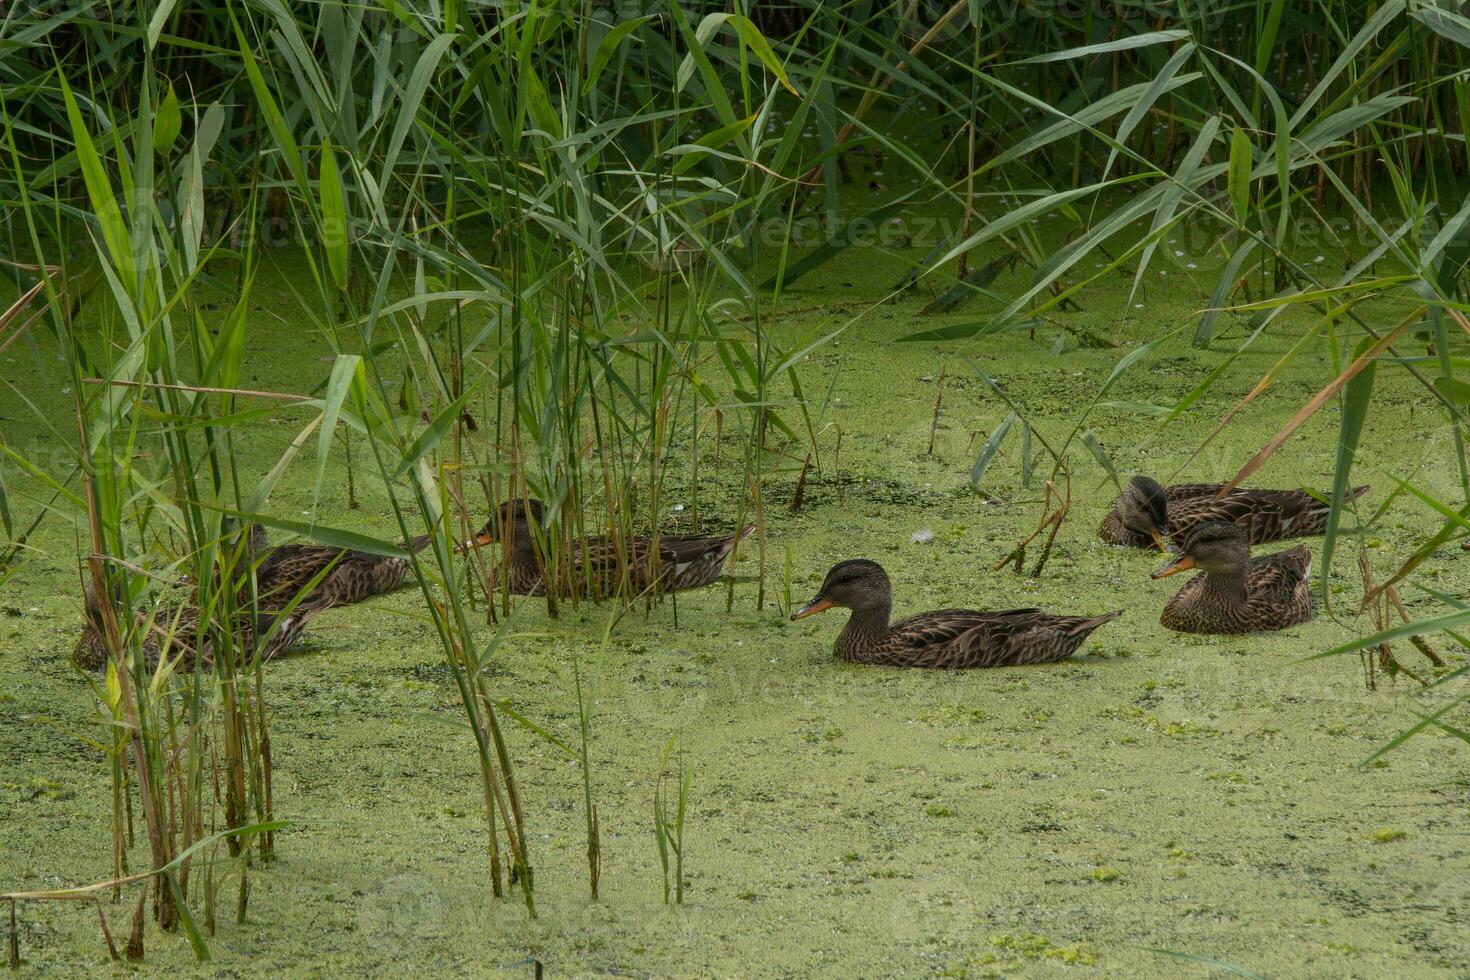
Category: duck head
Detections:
[
  {"x1": 792, "y1": 559, "x2": 891, "y2": 619},
  {"x1": 1152, "y1": 521, "x2": 1249, "y2": 579},
  {"x1": 1116, "y1": 475, "x2": 1170, "y2": 552},
  {"x1": 458, "y1": 498, "x2": 546, "y2": 553}
]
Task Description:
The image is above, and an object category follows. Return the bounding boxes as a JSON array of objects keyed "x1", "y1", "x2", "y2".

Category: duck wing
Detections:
[
  {"x1": 1223, "y1": 546, "x2": 1313, "y2": 632},
  {"x1": 876, "y1": 608, "x2": 1118, "y2": 669},
  {"x1": 1165, "y1": 482, "x2": 1228, "y2": 500},
  {"x1": 254, "y1": 539, "x2": 422, "y2": 608},
  {"x1": 655, "y1": 526, "x2": 751, "y2": 563},
  {"x1": 250, "y1": 544, "x2": 342, "y2": 608},
  {"x1": 564, "y1": 535, "x2": 662, "y2": 596},
  {"x1": 1249, "y1": 545, "x2": 1312, "y2": 602},
  {"x1": 1167, "y1": 486, "x2": 1367, "y2": 545},
  {"x1": 648, "y1": 524, "x2": 754, "y2": 591}
]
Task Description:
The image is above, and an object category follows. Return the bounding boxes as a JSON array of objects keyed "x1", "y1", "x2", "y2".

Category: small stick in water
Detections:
[
  {"x1": 790, "y1": 453, "x2": 812, "y2": 513},
  {"x1": 834, "y1": 427, "x2": 844, "y2": 505},
  {"x1": 926, "y1": 364, "x2": 946, "y2": 457},
  {"x1": 8, "y1": 898, "x2": 19, "y2": 968},
  {"x1": 126, "y1": 883, "x2": 146, "y2": 961},
  {"x1": 94, "y1": 897, "x2": 119, "y2": 961},
  {"x1": 993, "y1": 459, "x2": 1071, "y2": 578}
]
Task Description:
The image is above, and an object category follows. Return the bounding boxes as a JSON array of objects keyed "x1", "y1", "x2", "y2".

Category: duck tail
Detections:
[
  {"x1": 1075, "y1": 609, "x2": 1123, "y2": 635},
  {"x1": 713, "y1": 523, "x2": 756, "y2": 561},
  {"x1": 1295, "y1": 484, "x2": 1370, "y2": 531},
  {"x1": 1290, "y1": 544, "x2": 1312, "y2": 577},
  {"x1": 1312, "y1": 484, "x2": 1369, "y2": 512}
]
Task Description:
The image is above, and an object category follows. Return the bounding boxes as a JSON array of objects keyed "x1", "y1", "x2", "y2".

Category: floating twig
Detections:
[
  {"x1": 790, "y1": 453, "x2": 812, "y2": 513},
  {"x1": 993, "y1": 459, "x2": 1071, "y2": 578},
  {"x1": 926, "y1": 364, "x2": 946, "y2": 457}
]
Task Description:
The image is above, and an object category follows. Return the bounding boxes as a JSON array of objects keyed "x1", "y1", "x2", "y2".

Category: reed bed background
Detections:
[{"x1": 2, "y1": 0, "x2": 1468, "y2": 962}]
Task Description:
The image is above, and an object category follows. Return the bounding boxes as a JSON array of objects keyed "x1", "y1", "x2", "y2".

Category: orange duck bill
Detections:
[
  {"x1": 1149, "y1": 528, "x2": 1169, "y2": 553},
  {"x1": 1151, "y1": 553, "x2": 1196, "y2": 579},
  {"x1": 791, "y1": 596, "x2": 835, "y2": 620},
  {"x1": 454, "y1": 527, "x2": 496, "y2": 554}
]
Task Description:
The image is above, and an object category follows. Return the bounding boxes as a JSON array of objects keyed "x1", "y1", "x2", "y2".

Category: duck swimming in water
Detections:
[
  {"x1": 1101, "y1": 474, "x2": 1368, "y2": 552},
  {"x1": 791, "y1": 559, "x2": 1121, "y2": 668},
  {"x1": 463, "y1": 498, "x2": 753, "y2": 599},
  {"x1": 249, "y1": 530, "x2": 434, "y2": 610},
  {"x1": 75, "y1": 581, "x2": 320, "y2": 673},
  {"x1": 1152, "y1": 521, "x2": 1312, "y2": 634}
]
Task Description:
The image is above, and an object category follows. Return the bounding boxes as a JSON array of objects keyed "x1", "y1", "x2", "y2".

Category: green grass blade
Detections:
[
  {"x1": 1318, "y1": 336, "x2": 1376, "y2": 606},
  {"x1": 970, "y1": 412, "x2": 1016, "y2": 488},
  {"x1": 319, "y1": 141, "x2": 348, "y2": 292}
]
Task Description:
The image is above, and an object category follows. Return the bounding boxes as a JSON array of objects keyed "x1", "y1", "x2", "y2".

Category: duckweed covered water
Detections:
[{"x1": 2, "y1": 239, "x2": 1468, "y2": 976}]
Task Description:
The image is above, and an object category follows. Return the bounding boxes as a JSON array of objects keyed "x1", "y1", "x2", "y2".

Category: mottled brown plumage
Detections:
[
  {"x1": 75, "y1": 583, "x2": 318, "y2": 673},
  {"x1": 1153, "y1": 522, "x2": 1312, "y2": 634},
  {"x1": 791, "y1": 559, "x2": 1121, "y2": 668},
  {"x1": 1100, "y1": 475, "x2": 1368, "y2": 551},
  {"x1": 248, "y1": 532, "x2": 433, "y2": 610},
  {"x1": 466, "y1": 499, "x2": 752, "y2": 599}
]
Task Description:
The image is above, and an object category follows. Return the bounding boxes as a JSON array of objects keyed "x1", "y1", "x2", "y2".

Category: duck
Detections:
[
  {"x1": 1151, "y1": 521, "x2": 1311, "y2": 634},
  {"x1": 186, "y1": 520, "x2": 435, "y2": 612},
  {"x1": 75, "y1": 581, "x2": 320, "y2": 673},
  {"x1": 1100, "y1": 474, "x2": 1368, "y2": 552},
  {"x1": 462, "y1": 498, "x2": 754, "y2": 599},
  {"x1": 247, "y1": 529, "x2": 434, "y2": 611},
  {"x1": 789, "y1": 559, "x2": 1121, "y2": 668}
]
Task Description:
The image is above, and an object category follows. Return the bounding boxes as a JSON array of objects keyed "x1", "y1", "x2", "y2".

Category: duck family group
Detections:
[{"x1": 77, "y1": 476, "x2": 1358, "y2": 673}]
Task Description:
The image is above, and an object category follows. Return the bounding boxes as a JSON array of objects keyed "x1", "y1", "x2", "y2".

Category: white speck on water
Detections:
[
  {"x1": 1135, "y1": 303, "x2": 1144, "y2": 309},
  {"x1": 672, "y1": 503, "x2": 685, "y2": 512},
  {"x1": 1174, "y1": 250, "x2": 1184, "y2": 257},
  {"x1": 1314, "y1": 255, "x2": 1326, "y2": 263},
  {"x1": 910, "y1": 527, "x2": 934, "y2": 544},
  {"x1": 1187, "y1": 262, "x2": 1198, "y2": 269}
]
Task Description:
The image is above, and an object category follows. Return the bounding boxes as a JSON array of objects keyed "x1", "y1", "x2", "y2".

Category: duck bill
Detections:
[
  {"x1": 453, "y1": 530, "x2": 495, "y2": 555},
  {"x1": 1149, "y1": 528, "x2": 1169, "y2": 553},
  {"x1": 791, "y1": 596, "x2": 834, "y2": 621},
  {"x1": 1151, "y1": 554, "x2": 1196, "y2": 579}
]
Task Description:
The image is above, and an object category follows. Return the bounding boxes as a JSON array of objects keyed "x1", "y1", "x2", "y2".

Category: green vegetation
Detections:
[{"x1": 1, "y1": 0, "x2": 1468, "y2": 973}]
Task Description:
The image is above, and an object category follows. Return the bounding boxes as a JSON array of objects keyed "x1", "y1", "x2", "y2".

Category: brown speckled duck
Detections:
[
  {"x1": 249, "y1": 530, "x2": 433, "y2": 610},
  {"x1": 75, "y1": 582, "x2": 319, "y2": 673},
  {"x1": 1101, "y1": 475, "x2": 1368, "y2": 552},
  {"x1": 197, "y1": 520, "x2": 434, "y2": 612},
  {"x1": 1152, "y1": 522, "x2": 1311, "y2": 634},
  {"x1": 790, "y1": 559, "x2": 1121, "y2": 668},
  {"x1": 464, "y1": 498, "x2": 753, "y2": 599}
]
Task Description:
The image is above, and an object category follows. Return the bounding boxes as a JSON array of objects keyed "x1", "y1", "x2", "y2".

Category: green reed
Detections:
[{"x1": 653, "y1": 734, "x2": 691, "y2": 905}]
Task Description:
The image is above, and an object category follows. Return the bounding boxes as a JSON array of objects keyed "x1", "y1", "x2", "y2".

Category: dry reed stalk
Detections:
[
  {"x1": 926, "y1": 364, "x2": 946, "y2": 457},
  {"x1": 993, "y1": 460, "x2": 1072, "y2": 578},
  {"x1": 126, "y1": 883, "x2": 146, "y2": 961},
  {"x1": 1357, "y1": 554, "x2": 1428, "y2": 687},
  {"x1": 80, "y1": 378, "x2": 312, "y2": 403},
  {"x1": 1213, "y1": 309, "x2": 1422, "y2": 500},
  {"x1": 790, "y1": 453, "x2": 812, "y2": 513},
  {"x1": 93, "y1": 897, "x2": 119, "y2": 961}
]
